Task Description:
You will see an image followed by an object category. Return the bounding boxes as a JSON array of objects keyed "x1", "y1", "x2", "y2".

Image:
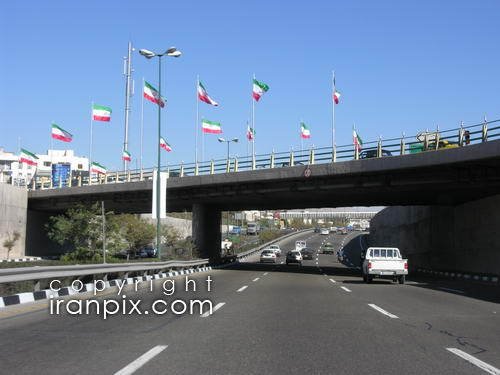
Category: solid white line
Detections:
[
  {"x1": 252, "y1": 277, "x2": 260, "y2": 282},
  {"x1": 340, "y1": 286, "x2": 351, "y2": 292},
  {"x1": 237, "y1": 286, "x2": 248, "y2": 292},
  {"x1": 201, "y1": 302, "x2": 225, "y2": 318},
  {"x1": 446, "y1": 348, "x2": 500, "y2": 375},
  {"x1": 114, "y1": 345, "x2": 168, "y2": 375},
  {"x1": 329, "y1": 278, "x2": 336, "y2": 283},
  {"x1": 439, "y1": 287, "x2": 465, "y2": 294},
  {"x1": 368, "y1": 304, "x2": 398, "y2": 319}
]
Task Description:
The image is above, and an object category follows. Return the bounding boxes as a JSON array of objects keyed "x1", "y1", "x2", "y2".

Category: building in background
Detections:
[{"x1": 0, "y1": 148, "x2": 88, "y2": 187}]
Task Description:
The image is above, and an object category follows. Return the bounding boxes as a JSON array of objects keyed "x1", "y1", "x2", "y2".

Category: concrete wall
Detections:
[
  {"x1": 0, "y1": 184, "x2": 27, "y2": 259},
  {"x1": 369, "y1": 195, "x2": 500, "y2": 275}
]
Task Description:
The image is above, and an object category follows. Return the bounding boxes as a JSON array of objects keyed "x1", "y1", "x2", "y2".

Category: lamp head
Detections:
[
  {"x1": 166, "y1": 47, "x2": 182, "y2": 57},
  {"x1": 232, "y1": 138, "x2": 239, "y2": 143},
  {"x1": 139, "y1": 49, "x2": 156, "y2": 59},
  {"x1": 218, "y1": 138, "x2": 226, "y2": 143}
]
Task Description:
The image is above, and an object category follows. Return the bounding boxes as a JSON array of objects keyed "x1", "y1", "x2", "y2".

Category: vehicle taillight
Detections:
[
  {"x1": 404, "y1": 262, "x2": 408, "y2": 270},
  {"x1": 368, "y1": 262, "x2": 372, "y2": 269}
]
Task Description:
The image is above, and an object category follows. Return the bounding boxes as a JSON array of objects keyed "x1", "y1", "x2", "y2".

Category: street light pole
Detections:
[{"x1": 139, "y1": 47, "x2": 181, "y2": 260}]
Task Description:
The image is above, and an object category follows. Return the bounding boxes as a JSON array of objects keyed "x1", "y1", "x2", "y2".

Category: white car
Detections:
[
  {"x1": 260, "y1": 249, "x2": 277, "y2": 263},
  {"x1": 320, "y1": 228, "x2": 329, "y2": 235},
  {"x1": 361, "y1": 247, "x2": 408, "y2": 284},
  {"x1": 268, "y1": 244, "x2": 281, "y2": 257},
  {"x1": 295, "y1": 240, "x2": 307, "y2": 251}
]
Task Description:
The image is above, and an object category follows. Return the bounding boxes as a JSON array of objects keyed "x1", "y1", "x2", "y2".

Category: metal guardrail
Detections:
[
  {"x1": 0, "y1": 259, "x2": 209, "y2": 286},
  {"x1": 24, "y1": 118, "x2": 500, "y2": 190}
]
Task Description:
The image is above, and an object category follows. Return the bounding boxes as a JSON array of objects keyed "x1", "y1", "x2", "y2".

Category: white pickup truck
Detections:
[{"x1": 361, "y1": 247, "x2": 408, "y2": 284}]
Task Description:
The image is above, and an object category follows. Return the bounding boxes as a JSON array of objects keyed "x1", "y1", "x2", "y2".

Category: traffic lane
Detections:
[
  {"x1": 143, "y1": 263, "x2": 478, "y2": 375},
  {"x1": 0, "y1": 267, "x2": 270, "y2": 374}
]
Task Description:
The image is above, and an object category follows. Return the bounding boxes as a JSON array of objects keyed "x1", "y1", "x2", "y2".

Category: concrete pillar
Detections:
[{"x1": 192, "y1": 203, "x2": 221, "y2": 263}]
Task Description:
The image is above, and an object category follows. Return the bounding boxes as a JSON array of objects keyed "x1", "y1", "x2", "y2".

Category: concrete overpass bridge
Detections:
[{"x1": 27, "y1": 137, "x2": 500, "y2": 262}]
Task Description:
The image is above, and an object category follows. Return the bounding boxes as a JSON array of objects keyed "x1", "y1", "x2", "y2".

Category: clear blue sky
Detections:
[{"x1": 1, "y1": 1, "x2": 499, "y2": 171}]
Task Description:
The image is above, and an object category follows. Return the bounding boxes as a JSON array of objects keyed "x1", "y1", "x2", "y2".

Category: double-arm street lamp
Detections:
[
  {"x1": 139, "y1": 46, "x2": 181, "y2": 259},
  {"x1": 218, "y1": 137, "x2": 239, "y2": 160}
]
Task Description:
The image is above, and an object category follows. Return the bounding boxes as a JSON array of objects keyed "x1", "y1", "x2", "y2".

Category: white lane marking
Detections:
[
  {"x1": 368, "y1": 304, "x2": 399, "y2": 319},
  {"x1": 114, "y1": 345, "x2": 168, "y2": 375},
  {"x1": 340, "y1": 286, "x2": 351, "y2": 292},
  {"x1": 446, "y1": 348, "x2": 500, "y2": 375},
  {"x1": 315, "y1": 261, "x2": 319, "y2": 265},
  {"x1": 237, "y1": 286, "x2": 248, "y2": 293},
  {"x1": 329, "y1": 278, "x2": 336, "y2": 283},
  {"x1": 439, "y1": 287, "x2": 465, "y2": 294},
  {"x1": 263, "y1": 272, "x2": 268, "y2": 276},
  {"x1": 323, "y1": 273, "x2": 327, "y2": 276},
  {"x1": 252, "y1": 277, "x2": 260, "y2": 282},
  {"x1": 201, "y1": 302, "x2": 225, "y2": 318}
]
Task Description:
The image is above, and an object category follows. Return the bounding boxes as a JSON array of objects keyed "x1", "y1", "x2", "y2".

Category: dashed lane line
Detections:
[
  {"x1": 329, "y1": 279, "x2": 336, "y2": 284},
  {"x1": 237, "y1": 286, "x2": 248, "y2": 293},
  {"x1": 114, "y1": 345, "x2": 168, "y2": 375},
  {"x1": 252, "y1": 277, "x2": 260, "y2": 282},
  {"x1": 368, "y1": 304, "x2": 398, "y2": 319},
  {"x1": 263, "y1": 272, "x2": 268, "y2": 276},
  {"x1": 446, "y1": 348, "x2": 500, "y2": 375},
  {"x1": 201, "y1": 302, "x2": 226, "y2": 318},
  {"x1": 340, "y1": 286, "x2": 352, "y2": 293}
]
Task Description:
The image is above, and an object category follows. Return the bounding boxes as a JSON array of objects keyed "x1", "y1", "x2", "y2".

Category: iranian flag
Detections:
[
  {"x1": 202, "y1": 119, "x2": 222, "y2": 134},
  {"x1": 252, "y1": 78, "x2": 269, "y2": 101},
  {"x1": 91, "y1": 162, "x2": 107, "y2": 175},
  {"x1": 353, "y1": 129, "x2": 363, "y2": 151},
  {"x1": 122, "y1": 150, "x2": 131, "y2": 161},
  {"x1": 246, "y1": 125, "x2": 255, "y2": 141},
  {"x1": 160, "y1": 137, "x2": 172, "y2": 152},
  {"x1": 19, "y1": 148, "x2": 39, "y2": 166},
  {"x1": 92, "y1": 104, "x2": 112, "y2": 121},
  {"x1": 333, "y1": 90, "x2": 341, "y2": 104},
  {"x1": 144, "y1": 81, "x2": 165, "y2": 108},
  {"x1": 198, "y1": 81, "x2": 219, "y2": 106},
  {"x1": 51, "y1": 124, "x2": 73, "y2": 142},
  {"x1": 300, "y1": 122, "x2": 311, "y2": 139}
]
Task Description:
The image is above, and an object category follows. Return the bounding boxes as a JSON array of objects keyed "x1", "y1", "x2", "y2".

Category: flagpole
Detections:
[
  {"x1": 332, "y1": 71, "x2": 336, "y2": 162},
  {"x1": 252, "y1": 73, "x2": 256, "y2": 163},
  {"x1": 140, "y1": 77, "x2": 145, "y2": 174},
  {"x1": 90, "y1": 101, "x2": 94, "y2": 171},
  {"x1": 195, "y1": 75, "x2": 199, "y2": 165}
]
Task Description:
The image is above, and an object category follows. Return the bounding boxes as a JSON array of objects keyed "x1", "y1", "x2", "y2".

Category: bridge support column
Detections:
[{"x1": 192, "y1": 203, "x2": 221, "y2": 264}]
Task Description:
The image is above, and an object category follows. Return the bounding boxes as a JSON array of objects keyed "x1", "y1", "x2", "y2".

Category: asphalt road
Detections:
[{"x1": 0, "y1": 231, "x2": 499, "y2": 375}]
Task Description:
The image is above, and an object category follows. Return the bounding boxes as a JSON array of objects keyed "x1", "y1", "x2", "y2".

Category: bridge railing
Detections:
[{"x1": 28, "y1": 119, "x2": 500, "y2": 190}]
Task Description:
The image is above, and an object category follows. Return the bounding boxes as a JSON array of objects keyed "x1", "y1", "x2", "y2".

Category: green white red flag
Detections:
[
  {"x1": 353, "y1": 129, "x2": 363, "y2": 151},
  {"x1": 144, "y1": 81, "x2": 165, "y2": 108},
  {"x1": 300, "y1": 122, "x2": 311, "y2": 139},
  {"x1": 198, "y1": 81, "x2": 219, "y2": 106},
  {"x1": 19, "y1": 148, "x2": 38, "y2": 166},
  {"x1": 333, "y1": 90, "x2": 341, "y2": 104},
  {"x1": 90, "y1": 162, "x2": 107, "y2": 175},
  {"x1": 252, "y1": 79, "x2": 269, "y2": 101},
  {"x1": 122, "y1": 150, "x2": 131, "y2": 161},
  {"x1": 51, "y1": 123, "x2": 73, "y2": 142},
  {"x1": 160, "y1": 137, "x2": 172, "y2": 152},
  {"x1": 202, "y1": 119, "x2": 222, "y2": 134},
  {"x1": 92, "y1": 104, "x2": 112, "y2": 121},
  {"x1": 246, "y1": 125, "x2": 255, "y2": 141}
]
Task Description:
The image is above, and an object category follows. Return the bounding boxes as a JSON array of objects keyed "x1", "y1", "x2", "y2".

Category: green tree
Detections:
[
  {"x1": 46, "y1": 203, "x2": 104, "y2": 261},
  {"x1": 3, "y1": 231, "x2": 20, "y2": 259},
  {"x1": 113, "y1": 214, "x2": 156, "y2": 255}
]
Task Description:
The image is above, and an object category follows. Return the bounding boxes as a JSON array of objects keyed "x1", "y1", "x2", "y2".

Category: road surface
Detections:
[{"x1": 0, "y1": 231, "x2": 499, "y2": 374}]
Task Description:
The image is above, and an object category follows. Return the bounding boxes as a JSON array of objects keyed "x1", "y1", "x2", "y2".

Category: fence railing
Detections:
[{"x1": 26, "y1": 118, "x2": 500, "y2": 190}]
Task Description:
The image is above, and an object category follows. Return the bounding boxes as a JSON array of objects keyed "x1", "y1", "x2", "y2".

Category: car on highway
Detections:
[
  {"x1": 301, "y1": 247, "x2": 314, "y2": 260},
  {"x1": 260, "y1": 249, "x2": 277, "y2": 263},
  {"x1": 314, "y1": 226, "x2": 321, "y2": 233},
  {"x1": 295, "y1": 240, "x2": 307, "y2": 251},
  {"x1": 330, "y1": 226, "x2": 338, "y2": 232},
  {"x1": 359, "y1": 149, "x2": 393, "y2": 159},
  {"x1": 267, "y1": 244, "x2": 282, "y2": 257},
  {"x1": 322, "y1": 242, "x2": 335, "y2": 255},
  {"x1": 340, "y1": 228, "x2": 348, "y2": 235},
  {"x1": 361, "y1": 247, "x2": 408, "y2": 284},
  {"x1": 320, "y1": 228, "x2": 329, "y2": 235},
  {"x1": 286, "y1": 250, "x2": 303, "y2": 266}
]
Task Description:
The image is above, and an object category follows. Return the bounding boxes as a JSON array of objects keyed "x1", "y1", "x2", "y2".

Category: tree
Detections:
[
  {"x1": 3, "y1": 231, "x2": 20, "y2": 259},
  {"x1": 112, "y1": 214, "x2": 156, "y2": 255},
  {"x1": 46, "y1": 203, "x2": 105, "y2": 261}
]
